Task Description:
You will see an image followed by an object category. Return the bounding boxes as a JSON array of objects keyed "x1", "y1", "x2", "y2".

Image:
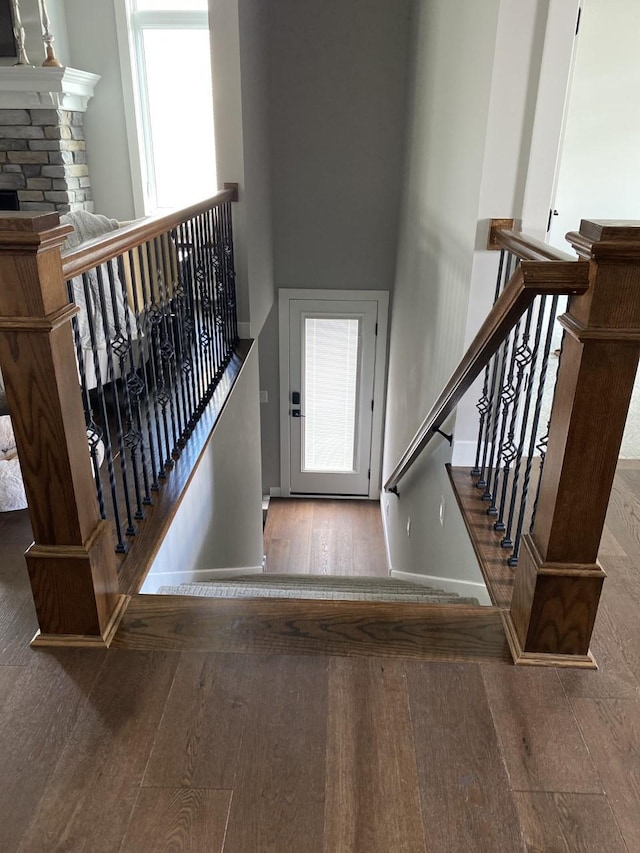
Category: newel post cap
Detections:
[{"x1": 567, "y1": 219, "x2": 640, "y2": 261}]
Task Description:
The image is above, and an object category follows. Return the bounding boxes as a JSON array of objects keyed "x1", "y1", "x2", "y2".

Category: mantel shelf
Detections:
[{"x1": 0, "y1": 66, "x2": 100, "y2": 112}]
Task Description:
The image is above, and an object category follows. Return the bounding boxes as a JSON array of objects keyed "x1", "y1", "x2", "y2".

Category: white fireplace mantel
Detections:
[{"x1": 0, "y1": 67, "x2": 100, "y2": 112}]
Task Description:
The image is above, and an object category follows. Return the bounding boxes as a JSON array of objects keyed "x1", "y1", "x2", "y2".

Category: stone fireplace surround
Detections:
[{"x1": 0, "y1": 66, "x2": 99, "y2": 214}]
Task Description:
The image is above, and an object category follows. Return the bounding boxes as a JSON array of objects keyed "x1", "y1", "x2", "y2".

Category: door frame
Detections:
[{"x1": 278, "y1": 289, "x2": 389, "y2": 499}]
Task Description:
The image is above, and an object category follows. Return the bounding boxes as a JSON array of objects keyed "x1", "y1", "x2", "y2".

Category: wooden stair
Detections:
[{"x1": 112, "y1": 594, "x2": 511, "y2": 663}]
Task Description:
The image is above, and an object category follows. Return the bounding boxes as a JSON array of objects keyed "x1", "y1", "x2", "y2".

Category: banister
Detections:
[
  {"x1": 383, "y1": 257, "x2": 589, "y2": 493},
  {"x1": 488, "y1": 219, "x2": 576, "y2": 262},
  {"x1": 62, "y1": 184, "x2": 238, "y2": 279}
]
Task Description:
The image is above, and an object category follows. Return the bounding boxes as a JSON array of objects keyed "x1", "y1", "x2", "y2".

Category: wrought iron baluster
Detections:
[
  {"x1": 222, "y1": 201, "x2": 238, "y2": 352},
  {"x1": 211, "y1": 204, "x2": 227, "y2": 373},
  {"x1": 475, "y1": 252, "x2": 516, "y2": 489},
  {"x1": 153, "y1": 234, "x2": 181, "y2": 457},
  {"x1": 136, "y1": 242, "x2": 169, "y2": 477},
  {"x1": 508, "y1": 294, "x2": 560, "y2": 566},
  {"x1": 185, "y1": 217, "x2": 206, "y2": 414},
  {"x1": 176, "y1": 220, "x2": 199, "y2": 433},
  {"x1": 66, "y1": 282, "x2": 106, "y2": 520},
  {"x1": 144, "y1": 238, "x2": 175, "y2": 470},
  {"x1": 78, "y1": 271, "x2": 127, "y2": 553},
  {"x1": 112, "y1": 254, "x2": 149, "y2": 516},
  {"x1": 128, "y1": 246, "x2": 161, "y2": 492},
  {"x1": 487, "y1": 310, "x2": 526, "y2": 516},
  {"x1": 162, "y1": 229, "x2": 190, "y2": 447},
  {"x1": 493, "y1": 303, "x2": 534, "y2": 533},
  {"x1": 94, "y1": 262, "x2": 137, "y2": 537},
  {"x1": 502, "y1": 295, "x2": 548, "y2": 551},
  {"x1": 194, "y1": 212, "x2": 215, "y2": 398},
  {"x1": 204, "y1": 206, "x2": 223, "y2": 378}
]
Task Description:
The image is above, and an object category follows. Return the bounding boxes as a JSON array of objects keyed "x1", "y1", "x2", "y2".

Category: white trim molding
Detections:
[{"x1": 0, "y1": 66, "x2": 100, "y2": 111}]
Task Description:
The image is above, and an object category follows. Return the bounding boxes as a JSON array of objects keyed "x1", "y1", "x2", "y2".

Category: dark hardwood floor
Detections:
[
  {"x1": 263, "y1": 498, "x2": 389, "y2": 577},
  {"x1": 1, "y1": 465, "x2": 640, "y2": 851}
]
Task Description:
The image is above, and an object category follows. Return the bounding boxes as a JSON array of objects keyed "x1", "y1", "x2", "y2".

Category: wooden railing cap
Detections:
[
  {"x1": 0, "y1": 211, "x2": 61, "y2": 233},
  {"x1": 0, "y1": 212, "x2": 72, "y2": 253},
  {"x1": 569, "y1": 220, "x2": 640, "y2": 261},
  {"x1": 578, "y1": 219, "x2": 640, "y2": 241}
]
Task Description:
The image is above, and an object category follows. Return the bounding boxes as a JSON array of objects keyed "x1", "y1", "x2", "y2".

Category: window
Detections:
[{"x1": 119, "y1": 0, "x2": 217, "y2": 213}]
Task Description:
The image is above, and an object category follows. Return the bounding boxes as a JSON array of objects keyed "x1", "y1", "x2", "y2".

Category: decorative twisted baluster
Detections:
[
  {"x1": 507, "y1": 294, "x2": 560, "y2": 567},
  {"x1": 493, "y1": 304, "x2": 534, "y2": 534},
  {"x1": 79, "y1": 271, "x2": 127, "y2": 553}
]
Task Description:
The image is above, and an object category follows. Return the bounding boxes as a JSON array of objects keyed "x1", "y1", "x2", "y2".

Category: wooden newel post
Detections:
[
  {"x1": 506, "y1": 220, "x2": 640, "y2": 666},
  {"x1": 0, "y1": 213, "x2": 126, "y2": 646}
]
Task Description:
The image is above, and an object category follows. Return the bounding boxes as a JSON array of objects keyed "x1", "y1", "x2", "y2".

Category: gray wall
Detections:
[
  {"x1": 382, "y1": 0, "x2": 501, "y2": 585},
  {"x1": 259, "y1": 0, "x2": 412, "y2": 493},
  {"x1": 143, "y1": 343, "x2": 264, "y2": 589}
]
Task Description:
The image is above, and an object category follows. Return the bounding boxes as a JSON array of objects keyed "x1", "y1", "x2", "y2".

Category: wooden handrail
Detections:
[
  {"x1": 62, "y1": 185, "x2": 238, "y2": 279},
  {"x1": 383, "y1": 257, "x2": 589, "y2": 493},
  {"x1": 488, "y1": 219, "x2": 576, "y2": 262}
]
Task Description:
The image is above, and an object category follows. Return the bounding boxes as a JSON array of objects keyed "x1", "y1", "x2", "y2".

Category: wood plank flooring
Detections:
[
  {"x1": 263, "y1": 498, "x2": 388, "y2": 577},
  {"x1": 2, "y1": 464, "x2": 640, "y2": 850}
]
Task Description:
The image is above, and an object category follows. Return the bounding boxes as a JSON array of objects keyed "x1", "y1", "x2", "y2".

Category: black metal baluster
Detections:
[
  {"x1": 225, "y1": 201, "x2": 239, "y2": 347},
  {"x1": 79, "y1": 271, "x2": 127, "y2": 553},
  {"x1": 219, "y1": 201, "x2": 235, "y2": 357},
  {"x1": 493, "y1": 303, "x2": 535, "y2": 533},
  {"x1": 159, "y1": 231, "x2": 188, "y2": 449},
  {"x1": 176, "y1": 221, "x2": 198, "y2": 433},
  {"x1": 66, "y1": 282, "x2": 106, "y2": 519},
  {"x1": 502, "y1": 296, "x2": 548, "y2": 552},
  {"x1": 508, "y1": 294, "x2": 560, "y2": 566},
  {"x1": 145, "y1": 238, "x2": 174, "y2": 470},
  {"x1": 111, "y1": 255, "x2": 148, "y2": 517},
  {"x1": 128, "y1": 246, "x2": 161, "y2": 493},
  {"x1": 194, "y1": 212, "x2": 215, "y2": 398},
  {"x1": 137, "y1": 242, "x2": 168, "y2": 477},
  {"x1": 529, "y1": 297, "x2": 567, "y2": 535},
  {"x1": 204, "y1": 206, "x2": 223, "y2": 379},
  {"x1": 185, "y1": 217, "x2": 206, "y2": 414},
  {"x1": 153, "y1": 234, "x2": 181, "y2": 457},
  {"x1": 94, "y1": 262, "x2": 136, "y2": 537},
  {"x1": 228, "y1": 202, "x2": 239, "y2": 346},
  {"x1": 475, "y1": 252, "x2": 516, "y2": 489},
  {"x1": 210, "y1": 204, "x2": 226, "y2": 375},
  {"x1": 487, "y1": 309, "x2": 526, "y2": 516}
]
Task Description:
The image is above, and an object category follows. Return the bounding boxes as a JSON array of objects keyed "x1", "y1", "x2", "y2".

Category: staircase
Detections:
[{"x1": 157, "y1": 573, "x2": 480, "y2": 606}]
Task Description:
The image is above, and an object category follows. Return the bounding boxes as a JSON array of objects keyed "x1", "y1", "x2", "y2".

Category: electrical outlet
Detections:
[
  {"x1": 406, "y1": 516, "x2": 411, "y2": 537},
  {"x1": 439, "y1": 496, "x2": 446, "y2": 527},
  {"x1": 259, "y1": 390, "x2": 268, "y2": 404}
]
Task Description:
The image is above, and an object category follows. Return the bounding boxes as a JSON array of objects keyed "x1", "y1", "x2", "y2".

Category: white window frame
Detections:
[{"x1": 113, "y1": 2, "x2": 213, "y2": 216}]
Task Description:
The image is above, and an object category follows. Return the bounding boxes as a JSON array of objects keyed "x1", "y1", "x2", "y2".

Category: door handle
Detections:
[{"x1": 291, "y1": 409, "x2": 305, "y2": 418}]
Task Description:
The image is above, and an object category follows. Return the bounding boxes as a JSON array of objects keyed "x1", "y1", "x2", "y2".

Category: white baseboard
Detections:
[
  {"x1": 141, "y1": 565, "x2": 263, "y2": 594},
  {"x1": 237, "y1": 321, "x2": 251, "y2": 339},
  {"x1": 269, "y1": 486, "x2": 282, "y2": 497},
  {"x1": 390, "y1": 569, "x2": 492, "y2": 606},
  {"x1": 379, "y1": 490, "x2": 393, "y2": 575}
]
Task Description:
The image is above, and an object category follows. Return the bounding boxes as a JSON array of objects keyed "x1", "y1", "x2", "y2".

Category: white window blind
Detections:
[{"x1": 303, "y1": 317, "x2": 360, "y2": 472}]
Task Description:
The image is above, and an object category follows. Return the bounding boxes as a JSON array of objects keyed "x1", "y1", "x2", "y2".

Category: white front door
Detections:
[{"x1": 281, "y1": 294, "x2": 384, "y2": 496}]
